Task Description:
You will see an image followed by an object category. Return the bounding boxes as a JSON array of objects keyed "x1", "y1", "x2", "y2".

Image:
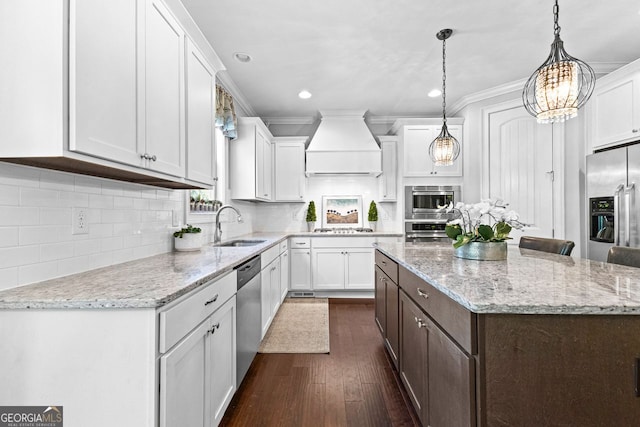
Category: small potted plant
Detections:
[
  {"x1": 173, "y1": 224, "x2": 203, "y2": 251},
  {"x1": 306, "y1": 201, "x2": 317, "y2": 232},
  {"x1": 368, "y1": 201, "x2": 378, "y2": 231}
]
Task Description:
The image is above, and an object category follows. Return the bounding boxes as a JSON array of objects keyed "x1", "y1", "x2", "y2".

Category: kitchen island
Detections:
[{"x1": 374, "y1": 241, "x2": 640, "y2": 427}]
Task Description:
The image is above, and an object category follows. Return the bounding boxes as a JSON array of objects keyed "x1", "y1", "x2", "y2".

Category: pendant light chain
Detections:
[
  {"x1": 441, "y1": 37, "x2": 447, "y2": 124},
  {"x1": 553, "y1": 0, "x2": 560, "y2": 36}
]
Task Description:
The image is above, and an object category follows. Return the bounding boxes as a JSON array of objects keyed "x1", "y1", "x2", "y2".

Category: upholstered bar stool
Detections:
[
  {"x1": 606, "y1": 246, "x2": 640, "y2": 268},
  {"x1": 518, "y1": 236, "x2": 575, "y2": 256}
]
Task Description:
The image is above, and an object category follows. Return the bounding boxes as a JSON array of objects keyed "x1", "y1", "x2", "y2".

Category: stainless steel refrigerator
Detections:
[{"x1": 587, "y1": 144, "x2": 640, "y2": 262}]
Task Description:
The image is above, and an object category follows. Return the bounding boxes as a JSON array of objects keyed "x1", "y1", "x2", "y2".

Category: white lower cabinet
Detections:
[
  {"x1": 279, "y1": 242, "x2": 290, "y2": 302},
  {"x1": 261, "y1": 245, "x2": 282, "y2": 338},
  {"x1": 290, "y1": 248, "x2": 312, "y2": 290},
  {"x1": 311, "y1": 237, "x2": 375, "y2": 290},
  {"x1": 159, "y1": 271, "x2": 237, "y2": 427}
]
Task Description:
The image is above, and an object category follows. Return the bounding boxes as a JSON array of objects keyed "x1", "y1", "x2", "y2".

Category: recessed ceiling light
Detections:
[
  {"x1": 298, "y1": 90, "x2": 312, "y2": 99},
  {"x1": 428, "y1": 89, "x2": 442, "y2": 98},
  {"x1": 233, "y1": 52, "x2": 252, "y2": 63}
]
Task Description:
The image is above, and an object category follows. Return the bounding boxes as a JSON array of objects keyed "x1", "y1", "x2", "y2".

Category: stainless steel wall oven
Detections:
[{"x1": 404, "y1": 185, "x2": 461, "y2": 242}]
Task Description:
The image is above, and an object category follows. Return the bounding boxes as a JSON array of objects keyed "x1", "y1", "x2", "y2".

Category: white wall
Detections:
[{"x1": 253, "y1": 176, "x2": 399, "y2": 232}]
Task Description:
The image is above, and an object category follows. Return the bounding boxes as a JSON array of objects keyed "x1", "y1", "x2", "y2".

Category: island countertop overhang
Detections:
[{"x1": 374, "y1": 241, "x2": 640, "y2": 315}]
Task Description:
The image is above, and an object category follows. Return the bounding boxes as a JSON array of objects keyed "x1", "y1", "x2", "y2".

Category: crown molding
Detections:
[
  {"x1": 449, "y1": 61, "x2": 630, "y2": 115},
  {"x1": 215, "y1": 72, "x2": 256, "y2": 117},
  {"x1": 262, "y1": 116, "x2": 318, "y2": 125}
]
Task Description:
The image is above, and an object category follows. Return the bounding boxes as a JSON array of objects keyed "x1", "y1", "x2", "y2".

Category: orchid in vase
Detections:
[{"x1": 444, "y1": 199, "x2": 525, "y2": 248}]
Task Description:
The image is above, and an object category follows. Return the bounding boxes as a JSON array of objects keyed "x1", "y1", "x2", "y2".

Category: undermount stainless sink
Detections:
[{"x1": 214, "y1": 239, "x2": 266, "y2": 247}]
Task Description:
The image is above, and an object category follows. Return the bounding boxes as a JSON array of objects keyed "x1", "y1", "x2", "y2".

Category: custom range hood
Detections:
[{"x1": 305, "y1": 110, "x2": 382, "y2": 176}]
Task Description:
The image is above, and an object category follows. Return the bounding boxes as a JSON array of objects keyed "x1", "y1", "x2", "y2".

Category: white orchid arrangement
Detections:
[{"x1": 444, "y1": 199, "x2": 525, "y2": 248}]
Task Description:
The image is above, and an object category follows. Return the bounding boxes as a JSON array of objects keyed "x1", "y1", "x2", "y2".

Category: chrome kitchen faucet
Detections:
[{"x1": 214, "y1": 205, "x2": 243, "y2": 243}]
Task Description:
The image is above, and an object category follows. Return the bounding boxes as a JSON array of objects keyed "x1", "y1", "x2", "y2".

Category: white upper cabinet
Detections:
[
  {"x1": 273, "y1": 137, "x2": 307, "y2": 202},
  {"x1": 0, "y1": 0, "x2": 223, "y2": 189},
  {"x1": 230, "y1": 117, "x2": 274, "y2": 201},
  {"x1": 402, "y1": 124, "x2": 463, "y2": 177},
  {"x1": 185, "y1": 39, "x2": 216, "y2": 186},
  {"x1": 589, "y1": 60, "x2": 640, "y2": 150},
  {"x1": 69, "y1": 0, "x2": 141, "y2": 166},
  {"x1": 143, "y1": 0, "x2": 185, "y2": 177},
  {"x1": 378, "y1": 136, "x2": 397, "y2": 202}
]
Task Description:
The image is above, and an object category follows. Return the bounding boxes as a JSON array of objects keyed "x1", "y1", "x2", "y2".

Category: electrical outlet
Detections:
[{"x1": 72, "y1": 208, "x2": 89, "y2": 235}]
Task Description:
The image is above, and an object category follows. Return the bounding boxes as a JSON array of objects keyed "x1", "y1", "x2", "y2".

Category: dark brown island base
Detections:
[{"x1": 374, "y1": 242, "x2": 640, "y2": 427}]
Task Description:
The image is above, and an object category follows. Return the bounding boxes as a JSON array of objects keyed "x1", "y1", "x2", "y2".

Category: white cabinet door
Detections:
[
  {"x1": 403, "y1": 125, "x2": 462, "y2": 177},
  {"x1": 207, "y1": 297, "x2": 236, "y2": 427},
  {"x1": 160, "y1": 320, "x2": 208, "y2": 427},
  {"x1": 312, "y1": 249, "x2": 345, "y2": 290},
  {"x1": 260, "y1": 264, "x2": 273, "y2": 338},
  {"x1": 290, "y1": 249, "x2": 312, "y2": 290},
  {"x1": 185, "y1": 38, "x2": 215, "y2": 185},
  {"x1": 379, "y1": 137, "x2": 397, "y2": 201},
  {"x1": 280, "y1": 251, "x2": 290, "y2": 302},
  {"x1": 591, "y1": 74, "x2": 640, "y2": 149},
  {"x1": 270, "y1": 259, "x2": 281, "y2": 317},
  {"x1": 144, "y1": 0, "x2": 185, "y2": 177},
  {"x1": 344, "y1": 249, "x2": 374, "y2": 289},
  {"x1": 274, "y1": 139, "x2": 306, "y2": 202},
  {"x1": 255, "y1": 130, "x2": 272, "y2": 200},
  {"x1": 69, "y1": 0, "x2": 141, "y2": 165}
]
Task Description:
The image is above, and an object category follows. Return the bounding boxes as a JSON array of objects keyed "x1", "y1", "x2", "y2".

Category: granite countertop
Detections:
[
  {"x1": 0, "y1": 232, "x2": 402, "y2": 310},
  {"x1": 375, "y1": 241, "x2": 640, "y2": 315}
]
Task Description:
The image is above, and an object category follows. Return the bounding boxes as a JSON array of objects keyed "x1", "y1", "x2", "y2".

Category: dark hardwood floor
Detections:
[{"x1": 220, "y1": 299, "x2": 419, "y2": 427}]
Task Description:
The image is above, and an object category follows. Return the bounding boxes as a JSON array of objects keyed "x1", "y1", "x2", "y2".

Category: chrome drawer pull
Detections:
[
  {"x1": 204, "y1": 294, "x2": 219, "y2": 306},
  {"x1": 414, "y1": 316, "x2": 426, "y2": 329},
  {"x1": 416, "y1": 288, "x2": 429, "y2": 299}
]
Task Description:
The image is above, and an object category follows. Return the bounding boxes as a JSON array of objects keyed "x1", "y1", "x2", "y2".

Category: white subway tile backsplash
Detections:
[
  {"x1": 0, "y1": 164, "x2": 249, "y2": 292},
  {"x1": 40, "y1": 242, "x2": 75, "y2": 262},
  {"x1": 19, "y1": 225, "x2": 67, "y2": 246},
  {"x1": 100, "y1": 236, "x2": 124, "y2": 252},
  {"x1": 74, "y1": 176, "x2": 103, "y2": 194},
  {"x1": 89, "y1": 194, "x2": 114, "y2": 209},
  {"x1": 0, "y1": 246, "x2": 40, "y2": 269},
  {"x1": 20, "y1": 187, "x2": 59, "y2": 207},
  {"x1": 18, "y1": 261, "x2": 58, "y2": 286},
  {"x1": 0, "y1": 162, "x2": 40, "y2": 188},
  {"x1": 73, "y1": 239, "x2": 102, "y2": 257},
  {"x1": 88, "y1": 223, "x2": 113, "y2": 238},
  {"x1": 58, "y1": 190, "x2": 89, "y2": 207},
  {"x1": 113, "y1": 196, "x2": 134, "y2": 209},
  {"x1": 39, "y1": 207, "x2": 71, "y2": 225},
  {"x1": 0, "y1": 207, "x2": 39, "y2": 226},
  {"x1": 0, "y1": 184, "x2": 20, "y2": 205},
  {"x1": 0, "y1": 267, "x2": 18, "y2": 291},
  {"x1": 0, "y1": 227, "x2": 19, "y2": 248},
  {"x1": 101, "y1": 181, "x2": 124, "y2": 197},
  {"x1": 40, "y1": 170, "x2": 75, "y2": 191}
]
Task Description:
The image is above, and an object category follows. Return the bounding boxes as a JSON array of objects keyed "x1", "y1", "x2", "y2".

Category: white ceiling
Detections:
[{"x1": 181, "y1": 0, "x2": 640, "y2": 120}]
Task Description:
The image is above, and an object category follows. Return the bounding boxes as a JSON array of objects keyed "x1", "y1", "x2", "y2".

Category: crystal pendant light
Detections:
[
  {"x1": 522, "y1": 0, "x2": 595, "y2": 124},
  {"x1": 429, "y1": 29, "x2": 460, "y2": 167}
]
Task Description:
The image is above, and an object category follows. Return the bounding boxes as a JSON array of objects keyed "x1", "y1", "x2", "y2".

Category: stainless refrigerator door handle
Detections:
[
  {"x1": 614, "y1": 184, "x2": 624, "y2": 246},
  {"x1": 625, "y1": 183, "x2": 635, "y2": 246}
]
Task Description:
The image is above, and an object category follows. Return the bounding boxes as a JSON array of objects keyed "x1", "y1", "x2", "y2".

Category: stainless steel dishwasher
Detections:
[{"x1": 235, "y1": 255, "x2": 261, "y2": 384}]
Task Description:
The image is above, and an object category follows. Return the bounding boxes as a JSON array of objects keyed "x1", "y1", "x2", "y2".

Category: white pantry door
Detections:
[{"x1": 487, "y1": 106, "x2": 554, "y2": 242}]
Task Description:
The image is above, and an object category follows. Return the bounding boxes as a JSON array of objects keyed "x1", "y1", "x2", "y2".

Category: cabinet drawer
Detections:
[
  {"x1": 261, "y1": 245, "x2": 280, "y2": 268},
  {"x1": 289, "y1": 237, "x2": 311, "y2": 248},
  {"x1": 312, "y1": 236, "x2": 375, "y2": 248},
  {"x1": 399, "y1": 266, "x2": 476, "y2": 354},
  {"x1": 279, "y1": 239, "x2": 288, "y2": 253},
  {"x1": 159, "y1": 270, "x2": 236, "y2": 353},
  {"x1": 375, "y1": 250, "x2": 398, "y2": 283}
]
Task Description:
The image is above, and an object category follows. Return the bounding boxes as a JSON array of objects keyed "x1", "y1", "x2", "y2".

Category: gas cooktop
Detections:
[{"x1": 313, "y1": 227, "x2": 374, "y2": 234}]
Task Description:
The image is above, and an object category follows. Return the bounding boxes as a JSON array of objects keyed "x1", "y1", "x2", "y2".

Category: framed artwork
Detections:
[{"x1": 321, "y1": 195, "x2": 363, "y2": 228}]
